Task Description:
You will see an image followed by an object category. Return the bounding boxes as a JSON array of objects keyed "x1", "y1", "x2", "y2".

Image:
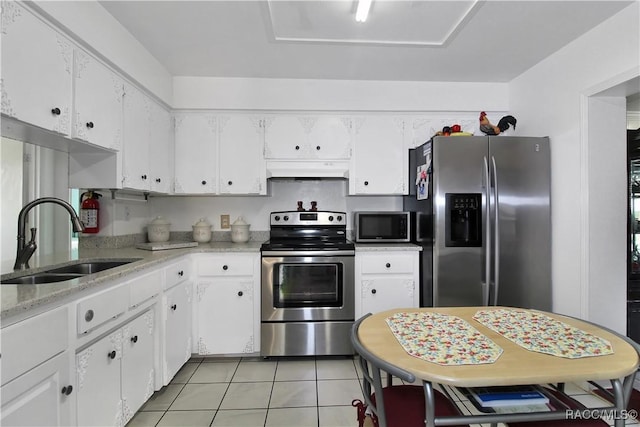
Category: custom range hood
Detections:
[{"x1": 266, "y1": 160, "x2": 349, "y2": 179}]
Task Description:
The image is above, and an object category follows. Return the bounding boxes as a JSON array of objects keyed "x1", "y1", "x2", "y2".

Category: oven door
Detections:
[{"x1": 261, "y1": 254, "x2": 354, "y2": 322}]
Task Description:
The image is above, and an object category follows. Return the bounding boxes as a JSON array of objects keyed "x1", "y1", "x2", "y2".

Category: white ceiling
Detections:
[{"x1": 99, "y1": 0, "x2": 632, "y2": 83}]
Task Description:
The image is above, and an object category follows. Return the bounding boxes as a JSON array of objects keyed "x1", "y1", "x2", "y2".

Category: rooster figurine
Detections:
[{"x1": 479, "y1": 112, "x2": 517, "y2": 135}]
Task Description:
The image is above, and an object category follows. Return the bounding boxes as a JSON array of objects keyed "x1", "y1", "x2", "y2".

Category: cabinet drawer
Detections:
[
  {"x1": 77, "y1": 284, "x2": 129, "y2": 334},
  {"x1": 197, "y1": 255, "x2": 255, "y2": 277},
  {"x1": 130, "y1": 270, "x2": 162, "y2": 307},
  {"x1": 360, "y1": 254, "x2": 415, "y2": 274},
  {"x1": 164, "y1": 258, "x2": 192, "y2": 290},
  {"x1": 1, "y1": 306, "x2": 69, "y2": 386}
]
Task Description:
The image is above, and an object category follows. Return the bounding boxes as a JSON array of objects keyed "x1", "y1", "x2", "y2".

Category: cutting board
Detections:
[{"x1": 135, "y1": 241, "x2": 198, "y2": 251}]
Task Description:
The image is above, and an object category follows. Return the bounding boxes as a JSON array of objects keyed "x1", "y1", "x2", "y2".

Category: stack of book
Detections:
[{"x1": 468, "y1": 385, "x2": 550, "y2": 408}]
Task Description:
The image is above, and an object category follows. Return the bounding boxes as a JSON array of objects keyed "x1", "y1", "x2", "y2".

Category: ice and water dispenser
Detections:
[{"x1": 445, "y1": 193, "x2": 481, "y2": 247}]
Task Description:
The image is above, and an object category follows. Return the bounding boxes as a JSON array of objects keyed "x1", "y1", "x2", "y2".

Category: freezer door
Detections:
[
  {"x1": 489, "y1": 137, "x2": 551, "y2": 310},
  {"x1": 433, "y1": 136, "x2": 489, "y2": 306}
]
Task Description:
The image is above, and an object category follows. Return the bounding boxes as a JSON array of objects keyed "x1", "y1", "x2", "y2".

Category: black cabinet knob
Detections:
[
  {"x1": 228, "y1": 181, "x2": 232, "y2": 186},
  {"x1": 85, "y1": 309, "x2": 94, "y2": 322},
  {"x1": 316, "y1": 145, "x2": 321, "y2": 150},
  {"x1": 141, "y1": 174, "x2": 147, "y2": 180},
  {"x1": 238, "y1": 291, "x2": 243, "y2": 297},
  {"x1": 385, "y1": 263, "x2": 391, "y2": 268},
  {"x1": 178, "y1": 270, "x2": 184, "y2": 276},
  {"x1": 51, "y1": 107, "x2": 61, "y2": 115},
  {"x1": 222, "y1": 265, "x2": 228, "y2": 271},
  {"x1": 201, "y1": 180, "x2": 207, "y2": 185},
  {"x1": 155, "y1": 178, "x2": 161, "y2": 183},
  {"x1": 61, "y1": 385, "x2": 73, "y2": 396},
  {"x1": 108, "y1": 350, "x2": 116, "y2": 359},
  {"x1": 295, "y1": 145, "x2": 300, "y2": 150},
  {"x1": 86, "y1": 122, "x2": 94, "y2": 129},
  {"x1": 371, "y1": 289, "x2": 377, "y2": 294},
  {"x1": 171, "y1": 304, "x2": 177, "y2": 311},
  {"x1": 131, "y1": 335, "x2": 138, "y2": 343},
  {"x1": 364, "y1": 181, "x2": 369, "y2": 186}
]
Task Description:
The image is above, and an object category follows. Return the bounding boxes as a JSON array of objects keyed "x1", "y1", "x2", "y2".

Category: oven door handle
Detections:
[{"x1": 261, "y1": 250, "x2": 355, "y2": 257}]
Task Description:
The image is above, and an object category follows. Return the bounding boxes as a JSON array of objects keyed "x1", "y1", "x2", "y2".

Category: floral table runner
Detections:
[
  {"x1": 473, "y1": 309, "x2": 614, "y2": 358},
  {"x1": 386, "y1": 312, "x2": 503, "y2": 365}
]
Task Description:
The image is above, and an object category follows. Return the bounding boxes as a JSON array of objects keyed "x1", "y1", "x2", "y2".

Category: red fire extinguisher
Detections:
[{"x1": 80, "y1": 191, "x2": 102, "y2": 234}]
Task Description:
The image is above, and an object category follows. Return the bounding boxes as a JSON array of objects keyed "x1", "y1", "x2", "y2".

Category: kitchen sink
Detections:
[
  {"x1": 0, "y1": 258, "x2": 141, "y2": 285},
  {"x1": 2, "y1": 273, "x2": 84, "y2": 285},
  {"x1": 45, "y1": 260, "x2": 138, "y2": 275}
]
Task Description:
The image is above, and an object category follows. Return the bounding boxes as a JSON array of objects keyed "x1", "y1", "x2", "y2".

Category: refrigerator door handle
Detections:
[
  {"x1": 491, "y1": 156, "x2": 500, "y2": 306},
  {"x1": 483, "y1": 156, "x2": 491, "y2": 306}
]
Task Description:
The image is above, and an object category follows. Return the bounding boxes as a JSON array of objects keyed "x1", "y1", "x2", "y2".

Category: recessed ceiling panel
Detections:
[{"x1": 267, "y1": 0, "x2": 480, "y2": 46}]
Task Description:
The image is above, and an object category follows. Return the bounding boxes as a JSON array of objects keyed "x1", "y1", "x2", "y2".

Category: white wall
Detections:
[
  {"x1": 149, "y1": 180, "x2": 402, "y2": 232},
  {"x1": 509, "y1": 2, "x2": 639, "y2": 332},
  {"x1": 173, "y1": 77, "x2": 508, "y2": 112}
]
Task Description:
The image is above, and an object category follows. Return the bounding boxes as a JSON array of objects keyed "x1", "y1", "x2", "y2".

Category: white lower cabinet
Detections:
[
  {"x1": 195, "y1": 254, "x2": 260, "y2": 355},
  {"x1": 1, "y1": 351, "x2": 73, "y2": 427},
  {"x1": 162, "y1": 279, "x2": 192, "y2": 385},
  {"x1": 355, "y1": 250, "x2": 420, "y2": 318},
  {"x1": 76, "y1": 309, "x2": 155, "y2": 427}
]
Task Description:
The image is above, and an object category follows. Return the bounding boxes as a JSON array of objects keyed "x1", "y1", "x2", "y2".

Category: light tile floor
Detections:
[{"x1": 127, "y1": 356, "x2": 639, "y2": 427}]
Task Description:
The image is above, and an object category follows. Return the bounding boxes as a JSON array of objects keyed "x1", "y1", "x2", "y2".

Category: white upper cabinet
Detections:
[
  {"x1": 350, "y1": 115, "x2": 407, "y2": 195},
  {"x1": 122, "y1": 83, "x2": 151, "y2": 191},
  {"x1": 264, "y1": 114, "x2": 351, "y2": 160},
  {"x1": 73, "y1": 50, "x2": 124, "y2": 151},
  {"x1": 174, "y1": 112, "x2": 218, "y2": 194},
  {"x1": 218, "y1": 114, "x2": 266, "y2": 195},
  {"x1": 149, "y1": 102, "x2": 174, "y2": 193},
  {"x1": 1, "y1": 1, "x2": 73, "y2": 136}
]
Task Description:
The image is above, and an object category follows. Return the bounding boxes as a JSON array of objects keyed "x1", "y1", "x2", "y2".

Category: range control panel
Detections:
[{"x1": 270, "y1": 211, "x2": 346, "y2": 226}]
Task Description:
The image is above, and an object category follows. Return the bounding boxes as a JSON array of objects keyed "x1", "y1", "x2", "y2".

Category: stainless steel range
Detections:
[{"x1": 260, "y1": 211, "x2": 355, "y2": 356}]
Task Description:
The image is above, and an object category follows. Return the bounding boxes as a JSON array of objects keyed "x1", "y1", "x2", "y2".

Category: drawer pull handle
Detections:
[
  {"x1": 171, "y1": 304, "x2": 177, "y2": 311},
  {"x1": 385, "y1": 263, "x2": 391, "y2": 268},
  {"x1": 156, "y1": 178, "x2": 161, "y2": 183},
  {"x1": 316, "y1": 145, "x2": 321, "y2": 150},
  {"x1": 228, "y1": 181, "x2": 233, "y2": 186},
  {"x1": 371, "y1": 289, "x2": 377, "y2": 294},
  {"x1": 364, "y1": 181, "x2": 369, "y2": 186},
  {"x1": 51, "y1": 107, "x2": 61, "y2": 115},
  {"x1": 222, "y1": 265, "x2": 228, "y2": 271},
  {"x1": 108, "y1": 350, "x2": 116, "y2": 359},
  {"x1": 61, "y1": 385, "x2": 73, "y2": 396},
  {"x1": 201, "y1": 180, "x2": 207, "y2": 185},
  {"x1": 141, "y1": 174, "x2": 147, "y2": 180},
  {"x1": 295, "y1": 145, "x2": 300, "y2": 150},
  {"x1": 131, "y1": 335, "x2": 138, "y2": 343},
  {"x1": 85, "y1": 309, "x2": 94, "y2": 322},
  {"x1": 178, "y1": 270, "x2": 184, "y2": 276},
  {"x1": 237, "y1": 291, "x2": 243, "y2": 297}
]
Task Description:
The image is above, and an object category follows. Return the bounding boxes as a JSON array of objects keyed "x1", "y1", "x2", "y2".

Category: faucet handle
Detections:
[{"x1": 29, "y1": 227, "x2": 37, "y2": 243}]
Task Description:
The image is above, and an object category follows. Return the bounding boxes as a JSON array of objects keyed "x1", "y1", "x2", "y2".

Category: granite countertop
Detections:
[{"x1": 1, "y1": 241, "x2": 263, "y2": 321}]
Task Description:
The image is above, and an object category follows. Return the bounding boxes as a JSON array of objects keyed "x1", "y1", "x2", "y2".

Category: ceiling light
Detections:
[{"x1": 355, "y1": 0, "x2": 372, "y2": 23}]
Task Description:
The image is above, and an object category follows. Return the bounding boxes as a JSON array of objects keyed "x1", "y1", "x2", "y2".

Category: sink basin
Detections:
[
  {"x1": 2, "y1": 273, "x2": 83, "y2": 285},
  {"x1": 45, "y1": 260, "x2": 137, "y2": 275},
  {"x1": 1, "y1": 258, "x2": 140, "y2": 285}
]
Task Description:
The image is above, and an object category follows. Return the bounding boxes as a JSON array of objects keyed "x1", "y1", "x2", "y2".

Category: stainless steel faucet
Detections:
[{"x1": 14, "y1": 197, "x2": 85, "y2": 270}]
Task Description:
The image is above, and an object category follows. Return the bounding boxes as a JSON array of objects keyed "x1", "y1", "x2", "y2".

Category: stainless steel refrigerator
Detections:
[{"x1": 403, "y1": 136, "x2": 551, "y2": 310}]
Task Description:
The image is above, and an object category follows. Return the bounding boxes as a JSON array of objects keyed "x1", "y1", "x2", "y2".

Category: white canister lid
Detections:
[
  {"x1": 232, "y1": 216, "x2": 249, "y2": 226},
  {"x1": 150, "y1": 216, "x2": 170, "y2": 226},
  {"x1": 193, "y1": 218, "x2": 211, "y2": 227}
]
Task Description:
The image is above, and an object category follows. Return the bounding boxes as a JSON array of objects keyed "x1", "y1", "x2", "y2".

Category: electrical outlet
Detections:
[{"x1": 221, "y1": 214, "x2": 230, "y2": 229}]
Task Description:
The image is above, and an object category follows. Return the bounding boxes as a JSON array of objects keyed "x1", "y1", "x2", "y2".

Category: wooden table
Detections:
[{"x1": 357, "y1": 307, "x2": 640, "y2": 427}]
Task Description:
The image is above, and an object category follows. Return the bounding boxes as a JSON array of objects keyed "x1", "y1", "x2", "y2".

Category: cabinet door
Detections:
[
  {"x1": 263, "y1": 115, "x2": 308, "y2": 159},
  {"x1": 174, "y1": 113, "x2": 217, "y2": 194},
  {"x1": 149, "y1": 102, "x2": 173, "y2": 193},
  {"x1": 122, "y1": 83, "x2": 151, "y2": 191},
  {"x1": 163, "y1": 282, "x2": 192, "y2": 385},
  {"x1": 350, "y1": 116, "x2": 407, "y2": 195},
  {"x1": 76, "y1": 329, "x2": 123, "y2": 427},
  {"x1": 218, "y1": 114, "x2": 266, "y2": 195},
  {"x1": 360, "y1": 278, "x2": 416, "y2": 315},
  {"x1": 121, "y1": 310, "x2": 155, "y2": 424},
  {"x1": 0, "y1": 2, "x2": 72, "y2": 136},
  {"x1": 197, "y1": 279, "x2": 254, "y2": 355},
  {"x1": 307, "y1": 116, "x2": 352, "y2": 160},
  {"x1": 73, "y1": 50, "x2": 123, "y2": 151},
  {"x1": 1, "y1": 352, "x2": 72, "y2": 427}
]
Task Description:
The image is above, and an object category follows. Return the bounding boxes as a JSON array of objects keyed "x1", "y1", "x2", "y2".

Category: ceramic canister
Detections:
[
  {"x1": 147, "y1": 216, "x2": 171, "y2": 242},
  {"x1": 192, "y1": 218, "x2": 212, "y2": 243},
  {"x1": 230, "y1": 216, "x2": 250, "y2": 243}
]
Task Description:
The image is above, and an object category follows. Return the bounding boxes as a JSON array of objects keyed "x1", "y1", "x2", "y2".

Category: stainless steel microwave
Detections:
[{"x1": 354, "y1": 211, "x2": 411, "y2": 243}]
